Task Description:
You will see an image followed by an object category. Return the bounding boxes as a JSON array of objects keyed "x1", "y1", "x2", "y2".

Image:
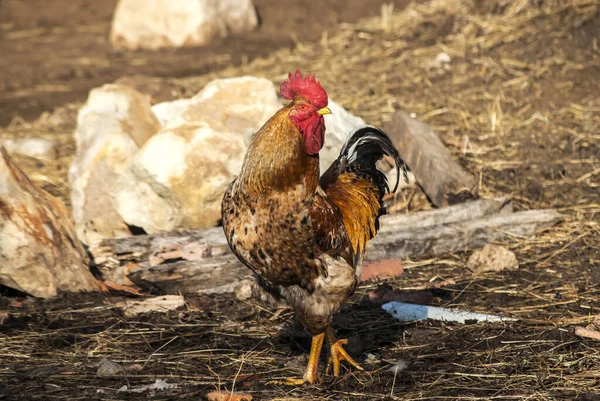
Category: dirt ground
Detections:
[
  {"x1": 1, "y1": 0, "x2": 600, "y2": 400},
  {"x1": 0, "y1": 0, "x2": 411, "y2": 127}
]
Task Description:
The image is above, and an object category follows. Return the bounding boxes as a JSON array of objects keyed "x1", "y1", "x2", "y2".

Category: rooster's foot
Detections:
[
  {"x1": 269, "y1": 331, "x2": 325, "y2": 385},
  {"x1": 325, "y1": 338, "x2": 364, "y2": 377}
]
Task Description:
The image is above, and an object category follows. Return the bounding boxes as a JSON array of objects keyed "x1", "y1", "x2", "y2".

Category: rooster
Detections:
[{"x1": 222, "y1": 70, "x2": 407, "y2": 384}]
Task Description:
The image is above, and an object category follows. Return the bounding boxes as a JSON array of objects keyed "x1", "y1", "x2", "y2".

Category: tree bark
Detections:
[{"x1": 366, "y1": 209, "x2": 562, "y2": 261}]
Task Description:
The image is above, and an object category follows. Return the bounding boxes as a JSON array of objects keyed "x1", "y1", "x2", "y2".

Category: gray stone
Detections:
[{"x1": 97, "y1": 358, "x2": 125, "y2": 377}]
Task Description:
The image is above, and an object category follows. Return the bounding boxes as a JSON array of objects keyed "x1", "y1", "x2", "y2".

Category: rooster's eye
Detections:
[{"x1": 298, "y1": 105, "x2": 307, "y2": 111}]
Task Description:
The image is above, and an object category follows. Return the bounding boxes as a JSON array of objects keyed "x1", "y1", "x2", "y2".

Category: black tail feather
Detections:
[{"x1": 338, "y1": 125, "x2": 408, "y2": 196}]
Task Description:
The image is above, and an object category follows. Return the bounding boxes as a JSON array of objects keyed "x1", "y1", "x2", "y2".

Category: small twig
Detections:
[{"x1": 142, "y1": 336, "x2": 179, "y2": 368}]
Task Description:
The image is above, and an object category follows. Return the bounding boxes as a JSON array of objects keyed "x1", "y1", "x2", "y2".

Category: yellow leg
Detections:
[
  {"x1": 325, "y1": 328, "x2": 364, "y2": 377},
  {"x1": 270, "y1": 332, "x2": 325, "y2": 385}
]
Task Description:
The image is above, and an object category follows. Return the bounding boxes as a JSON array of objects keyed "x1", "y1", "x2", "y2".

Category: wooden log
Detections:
[
  {"x1": 379, "y1": 196, "x2": 512, "y2": 233},
  {"x1": 384, "y1": 111, "x2": 478, "y2": 207},
  {"x1": 91, "y1": 226, "x2": 229, "y2": 284},
  {"x1": 365, "y1": 209, "x2": 563, "y2": 261},
  {"x1": 89, "y1": 199, "x2": 564, "y2": 295},
  {"x1": 127, "y1": 255, "x2": 250, "y2": 295},
  {"x1": 91, "y1": 197, "x2": 512, "y2": 283}
]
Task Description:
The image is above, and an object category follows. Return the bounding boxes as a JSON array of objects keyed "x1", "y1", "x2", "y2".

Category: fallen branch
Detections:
[
  {"x1": 365, "y1": 208, "x2": 562, "y2": 262},
  {"x1": 127, "y1": 256, "x2": 250, "y2": 295},
  {"x1": 378, "y1": 196, "x2": 512, "y2": 233}
]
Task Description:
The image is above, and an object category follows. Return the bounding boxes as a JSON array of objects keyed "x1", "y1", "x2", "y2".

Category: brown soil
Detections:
[
  {"x1": 0, "y1": 0, "x2": 410, "y2": 126},
  {"x1": 1, "y1": 0, "x2": 600, "y2": 400}
]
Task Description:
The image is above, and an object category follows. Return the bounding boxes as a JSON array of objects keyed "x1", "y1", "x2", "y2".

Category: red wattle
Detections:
[
  {"x1": 300, "y1": 117, "x2": 325, "y2": 156},
  {"x1": 305, "y1": 133, "x2": 324, "y2": 156}
]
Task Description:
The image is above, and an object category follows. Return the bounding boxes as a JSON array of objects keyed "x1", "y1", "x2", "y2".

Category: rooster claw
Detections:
[
  {"x1": 269, "y1": 331, "x2": 325, "y2": 385},
  {"x1": 325, "y1": 339, "x2": 364, "y2": 377}
]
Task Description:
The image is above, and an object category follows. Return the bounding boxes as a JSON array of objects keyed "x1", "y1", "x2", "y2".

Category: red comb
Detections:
[{"x1": 280, "y1": 70, "x2": 328, "y2": 109}]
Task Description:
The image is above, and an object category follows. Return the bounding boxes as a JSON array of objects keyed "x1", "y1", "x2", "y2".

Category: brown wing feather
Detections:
[
  {"x1": 318, "y1": 174, "x2": 381, "y2": 266},
  {"x1": 309, "y1": 190, "x2": 353, "y2": 266}
]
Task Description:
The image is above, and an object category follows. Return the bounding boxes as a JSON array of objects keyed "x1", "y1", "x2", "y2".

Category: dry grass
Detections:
[{"x1": 1, "y1": 0, "x2": 599, "y2": 399}]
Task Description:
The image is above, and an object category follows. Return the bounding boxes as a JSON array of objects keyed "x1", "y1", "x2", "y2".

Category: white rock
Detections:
[
  {"x1": 115, "y1": 124, "x2": 247, "y2": 232},
  {"x1": 320, "y1": 99, "x2": 367, "y2": 173},
  {"x1": 385, "y1": 163, "x2": 416, "y2": 192},
  {"x1": 119, "y1": 379, "x2": 178, "y2": 393},
  {"x1": 110, "y1": 0, "x2": 258, "y2": 50},
  {"x1": 152, "y1": 98, "x2": 193, "y2": 127},
  {"x1": 467, "y1": 244, "x2": 519, "y2": 273},
  {"x1": 82, "y1": 76, "x2": 370, "y2": 235},
  {"x1": 234, "y1": 279, "x2": 256, "y2": 301},
  {"x1": 1, "y1": 137, "x2": 58, "y2": 159},
  {"x1": 75, "y1": 84, "x2": 158, "y2": 148},
  {"x1": 69, "y1": 84, "x2": 160, "y2": 245},
  {"x1": 176, "y1": 76, "x2": 281, "y2": 134},
  {"x1": 112, "y1": 76, "x2": 280, "y2": 232},
  {"x1": 0, "y1": 148, "x2": 98, "y2": 298},
  {"x1": 428, "y1": 52, "x2": 452, "y2": 71}
]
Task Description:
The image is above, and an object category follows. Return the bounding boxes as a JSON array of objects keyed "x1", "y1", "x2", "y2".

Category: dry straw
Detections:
[{"x1": 1, "y1": 0, "x2": 599, "y2": 399}]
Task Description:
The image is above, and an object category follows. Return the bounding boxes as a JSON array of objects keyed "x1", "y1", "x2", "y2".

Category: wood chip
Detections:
[
  {"x1": 574, "y1": 326, "x2": 600, "y2": 341},
  {"x1": 116, "y1": 295, "x2": 185, "y2": 317},
  {"x1": 361, "y1": 259, "x2": 404, "y2": 282},
  {"x1": 206, "y1": 391, "x2": 253, "y2": 401}
]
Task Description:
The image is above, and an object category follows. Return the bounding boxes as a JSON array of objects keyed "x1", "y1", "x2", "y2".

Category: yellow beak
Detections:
[{"x1": 317, "y1": 107, "x2": 332, "y2": 115}]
